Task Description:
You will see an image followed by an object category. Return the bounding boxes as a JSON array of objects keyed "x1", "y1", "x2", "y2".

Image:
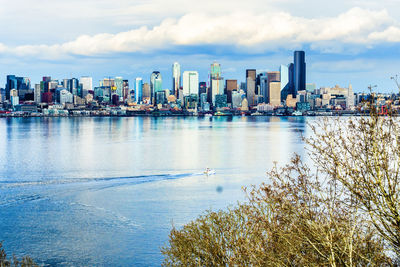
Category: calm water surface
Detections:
[{"x1": 0, "y1": 116, "x2": 311, "y2": 266}]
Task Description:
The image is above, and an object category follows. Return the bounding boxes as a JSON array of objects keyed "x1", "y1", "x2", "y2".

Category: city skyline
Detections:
[{"x1": 0, "y1": 0, "x2": 399, "y2": 92}]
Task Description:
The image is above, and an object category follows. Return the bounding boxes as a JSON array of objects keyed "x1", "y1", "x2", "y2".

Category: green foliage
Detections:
[
  {"x1": 0, "y1": 242, "x2": 37, "y2": 267},
  {"x1": 162, "y1": 156, "x2": 392, "y2": 266}
]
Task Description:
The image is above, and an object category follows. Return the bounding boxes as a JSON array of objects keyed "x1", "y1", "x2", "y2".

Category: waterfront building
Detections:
[
  {"x1": 135, "y1": 78, "x2": 143, "y2": 104},
  {"x1": 150, "y1": 71, "x2": 162, "y2": 104},
  {"x1": 294, "y1": 51, "x2": 306, "y2": 94},
  {"x1": 182, "y1": 71, "x2": 199, "y2": 96},
  {"x1": 172, "y1": 62, "x2": 181, "y2": 97},
  {"x1": 246, "y1": 69, "x2": 256, "y2": 106}
]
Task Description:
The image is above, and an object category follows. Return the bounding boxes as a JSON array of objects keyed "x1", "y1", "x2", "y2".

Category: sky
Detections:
[{"x1": 0, "y1": 0, "x2": 400, "y2": 93}]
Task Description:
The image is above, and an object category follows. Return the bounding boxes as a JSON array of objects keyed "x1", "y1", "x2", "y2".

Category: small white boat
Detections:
[{"x1": 204, "y1": 168, "x2": 216, "y2": 176}]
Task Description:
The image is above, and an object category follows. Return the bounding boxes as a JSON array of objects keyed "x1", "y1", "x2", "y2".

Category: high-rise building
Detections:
[
  {"x1": 100, "y1": 78, "x2": 115, "y2": 87},
  {"x1": 246, "y1": 69, "x2": 256, "y2": 106},
  {"x1": 209, "y1": 62, "x2": 223, "y2": 105},
  {"x1": 182, "y1": 71, "x2": 199, "y2": 96},
  {"x1": 80, "y1": 76, "x2": 93, "y2": 97},
  {"x1": 142, "y1": 83, "x2": 151, "y2": 103},
  {"x1": 266, "y1": 71, "x2": 280, "y2": 104},
  {"x1": 135, "y1": 78, "x2": 143, "y2": 104},
  {"x1": 34, "y1": 84, "x2": 41, "y2": 103},
  {"x1": 10, "y1": 89, "x2": 19, "y2": 106},
  {"x1": 172, "y1": 62, "x2": 181, "y2": 97},
  {"x1": 232, "y1": 91, "x2": 242, "y2": 109},
  {"x1": 258, "y1": 73, "x2": 268, "y2": 104},
  {"x1": 280, "y1": 65, "x2": 289, "y2": 102},
  {"x1": 288, "y1": 63, "x2": 295, "y2": 98},
  {"x1": 150, "y1": 71, "x2": 162, "y2": 104},
  {"x1": 115, "y1": 77, "x2": 124, "y2": 99},
  {"x1": 225, "y1": 79, "x2": 237, "y2": 104},
  {"x1": 56, "y1": 88, "x2": 73, "y2": 105},
  {"x1": 211, "y1": 78, "x2": 224, "y2": 105},
  {"x1": 246, "y1": 69, "x2": 257, "y2": 106},
  {"x1": 269, "y1": 82, "x2": 281, "y2": 106},
  {"x1": 5, "y1": 75, "x2": 30, "y2": 100},
  {"x1": 199, "y1": 82, "x2": 207, "y2": 95},
  {"x1": 123, "y1": 80, "x2": 129, "y2": 102},
  {"x1": 294, "y1": 51, "x2": 306, "y2": 94}
]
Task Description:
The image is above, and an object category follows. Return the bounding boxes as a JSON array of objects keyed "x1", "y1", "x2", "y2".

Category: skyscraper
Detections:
[
  {"x1": 34, "y1": 84, "x2": 41, "y2": 103},
  {"x1": 267, "y1": 72, "x2": 280, "y2": 104},
  {"x1": 5, "y1": 75, "x2": 30, "y2": 100},
  {"x1": 246, "y1": 69, "x2": 256, "y2": 106},
  {"x1": 123, "y1": 80, "x2": 129, "y2": 102},
  {"x1": 80, "y1": 76, "x2": 93, "y2": 97},
  {"x1": 172, "y1": 62, "x2": 181, "y2": 97},
  {"x1": 258, "y1": 73, "x2": 268, "y2": 104},
  {"x1": 225, "y1": 79, "x2": 237, "y2": 104},
  {"x1": 210, "y1": 62, "x2": 223, "y2": 105},
  {"x1": 115, "y1": 77, "x2": 124, "y2": 99},
  {"x1": 199, "y1": 82, "x2": 207, "y2": 95},
  {"x1": 294, "y1": 51, "x2": 306, "y2": 94},
  {"x1": 150, "y1": 71, "x2": 162, "y2": 104},
  {"x1": 142, "y1": 83, "x2": 150, "y2": 103},
  {"x1": 182, "y1": 71, "x2": 199, "y2": 96},
  {"x1": 135, "y1": 78, "x2": 143, "y2": 104},
  {"x1": 269, "y1": 82, "x2": 281, "y2": 106},
  {"x1": 280, "y1": 65, "x2": 289, "y2": 103},
  {"x1": 288, "y1": 63, "x2": 295, "y2": 98}
]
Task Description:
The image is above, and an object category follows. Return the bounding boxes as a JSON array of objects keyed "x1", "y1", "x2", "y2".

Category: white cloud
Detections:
[
  {"x1": 0, "y1": 7, "x2": 399, "y2": 59},
  {"x1": 369, "y1": 26, "x2": 400, "y2": 42}
]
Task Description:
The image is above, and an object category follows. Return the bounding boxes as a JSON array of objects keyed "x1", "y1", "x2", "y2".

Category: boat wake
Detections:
[{"x1": 0, "y1": 172, "x2": 201, "y2": 189}]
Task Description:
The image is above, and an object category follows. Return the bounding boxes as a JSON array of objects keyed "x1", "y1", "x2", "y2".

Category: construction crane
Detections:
[{"x1": 391, "y1": 75, "x2": 400, "y2": 94}]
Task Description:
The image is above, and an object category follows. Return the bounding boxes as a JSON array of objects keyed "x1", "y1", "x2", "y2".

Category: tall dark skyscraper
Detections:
[
  {"x1": 294, "y1": 51, "x2": 306, "y2": 94},
  {"x1": 288, "y1": 63, "x2": 295, "y2": 98}
]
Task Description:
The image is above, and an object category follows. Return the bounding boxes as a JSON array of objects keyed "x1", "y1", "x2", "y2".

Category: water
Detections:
[{"x1": 0, "y1": 116, "x2": 310, "y2": 266}]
